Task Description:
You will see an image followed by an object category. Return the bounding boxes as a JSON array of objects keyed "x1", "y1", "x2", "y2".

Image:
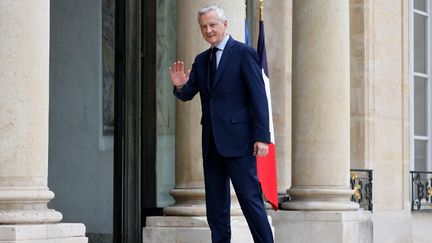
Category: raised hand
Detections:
[{"x1": 168, "y1": 61, "x2": 191, "y2": 88}]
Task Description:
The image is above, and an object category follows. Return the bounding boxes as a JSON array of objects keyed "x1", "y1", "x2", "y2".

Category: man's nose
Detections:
[{"x1": 205, "y1": 27, "x2": 212, "y2": 33}]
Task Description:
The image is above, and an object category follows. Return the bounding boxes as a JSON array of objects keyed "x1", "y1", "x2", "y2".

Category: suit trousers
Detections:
[{"x1": 203, "y1": 129, "x2": 274, "y2": 243}]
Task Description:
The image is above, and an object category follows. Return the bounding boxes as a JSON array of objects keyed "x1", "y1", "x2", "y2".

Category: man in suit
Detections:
[{"x1": 169, "y1": 5, "x2": 274, "y2": 243}]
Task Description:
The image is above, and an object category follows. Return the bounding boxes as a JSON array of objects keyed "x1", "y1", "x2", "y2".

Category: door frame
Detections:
[{"x1": 113, "y1": 0, "x2": 157, "y2": 242}]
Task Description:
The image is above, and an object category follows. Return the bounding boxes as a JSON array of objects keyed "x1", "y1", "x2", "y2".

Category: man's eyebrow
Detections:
[{"x1": 200, "y1": 22, "x2": 219, "y2": 26}]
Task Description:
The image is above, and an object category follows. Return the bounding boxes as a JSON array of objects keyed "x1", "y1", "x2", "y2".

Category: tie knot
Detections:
[{"x1": 211, "y1": 47, "x2": 219, "y2": 54}]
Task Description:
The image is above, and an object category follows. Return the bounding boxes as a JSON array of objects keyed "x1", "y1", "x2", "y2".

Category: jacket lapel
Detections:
[{"x1": 212, "y1": 37, "x2": 235, "y2": 91}]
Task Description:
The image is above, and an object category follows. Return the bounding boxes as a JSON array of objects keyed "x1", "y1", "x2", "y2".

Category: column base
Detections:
[
  {"x1": 0, "y1": 188, "x2": 63, "y2": 224},
  {"x1": 281, "y1": 200, "x2": 360, "y2": 211},
  {"x1": 0, "y1": 210, "x2": 62, "y2": 224},
  {"x1": 163, "y1": 188, "x2": 242, "y2": 216},
  {"x1": 268, "y1": 210, "x2": 372, "y2": 243},
  {"x1": 0, "y1": 223, "x2": 87, "y2": 242},
  {"x1": 143, "y1": 216, "x2": 271, "y2": 243},
  {"x1": 282, "y1": 187, "x2": 360, "y2": 211},
  {"x1": 163, "y1": 188, "x2": 207, "y2": 216}
]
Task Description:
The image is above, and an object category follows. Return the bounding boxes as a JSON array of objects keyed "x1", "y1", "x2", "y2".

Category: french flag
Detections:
[{"x1": 256, "y1": 19, "x2": 278, "y2": 210}]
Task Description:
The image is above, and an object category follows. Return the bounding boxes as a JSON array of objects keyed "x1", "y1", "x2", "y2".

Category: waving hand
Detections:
[{"x1": 169, "y1": 61, "x2": 191, "y2": 89}]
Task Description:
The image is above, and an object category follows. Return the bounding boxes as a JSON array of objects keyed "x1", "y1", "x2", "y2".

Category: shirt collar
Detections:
[{"x1": 215, "y1": 34, "x2": 230, "y2": 51}]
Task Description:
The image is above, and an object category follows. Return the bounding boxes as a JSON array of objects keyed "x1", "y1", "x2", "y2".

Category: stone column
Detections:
[
  {"x1": 269, "y1": 2, "x2": 372, "y2": 242},
  {"x1": 0, "y1": 0, "x2": 62, "y2": 224},
  {"x1": 144, "y1": 1, "x2": 264, "y2": 242},
  {"x1": 164, "y1": 0, "x2": 244, "y2": 216},
  {"x1": 282, "y1": 0, "x2": 358, "y2": 211},
  {"x1": 0, "y1": 1, "x2": 86, "y2": 242}
]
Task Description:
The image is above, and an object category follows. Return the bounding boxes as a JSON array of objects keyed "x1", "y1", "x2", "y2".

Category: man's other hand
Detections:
[{"x1": 253, "y1": 141, "x2": 269, "y2": 157}]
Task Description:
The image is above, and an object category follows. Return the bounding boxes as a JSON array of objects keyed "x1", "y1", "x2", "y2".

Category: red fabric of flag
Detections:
[{"x1": 257, "y1": 143, "x2": 278, "y2": 210}]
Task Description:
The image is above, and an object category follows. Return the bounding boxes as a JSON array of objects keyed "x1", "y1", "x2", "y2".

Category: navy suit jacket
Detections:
[{"x1": 175, "y1": 36, "x2": 270, "y2": 157}]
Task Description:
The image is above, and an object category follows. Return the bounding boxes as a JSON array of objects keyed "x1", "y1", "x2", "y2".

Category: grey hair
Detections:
[{"x1": 197, "y1": 5, "x2": 227, "y2": 22}]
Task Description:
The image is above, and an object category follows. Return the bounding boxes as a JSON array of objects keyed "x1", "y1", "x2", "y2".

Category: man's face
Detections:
[{"x1": 198, "y1": 10, "x2": 227, "y2": 46}]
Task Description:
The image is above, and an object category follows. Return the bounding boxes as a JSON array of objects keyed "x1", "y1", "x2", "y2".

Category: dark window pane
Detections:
[
  {"x1": 414, "y1": 14, "x2": 427, "y2": 74},
  {"x1": 414, "y1": 0, "x2": 427, "y2": 12},
  {"x1": 414, "y1": 140, "x2": 428, "y2": 171},
  {"x1": 414, "y1": 76, "x2": 428, "y2": 136}
]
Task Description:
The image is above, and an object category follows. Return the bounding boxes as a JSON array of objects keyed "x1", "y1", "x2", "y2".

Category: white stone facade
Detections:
[{"x1": 1, "y1": 0, "x2": 430, "y2": 243}]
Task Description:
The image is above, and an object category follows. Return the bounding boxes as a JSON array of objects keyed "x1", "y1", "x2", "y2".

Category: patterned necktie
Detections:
[{"x1": 209, "y1": 47, "x2": 218, "y2": 90}]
